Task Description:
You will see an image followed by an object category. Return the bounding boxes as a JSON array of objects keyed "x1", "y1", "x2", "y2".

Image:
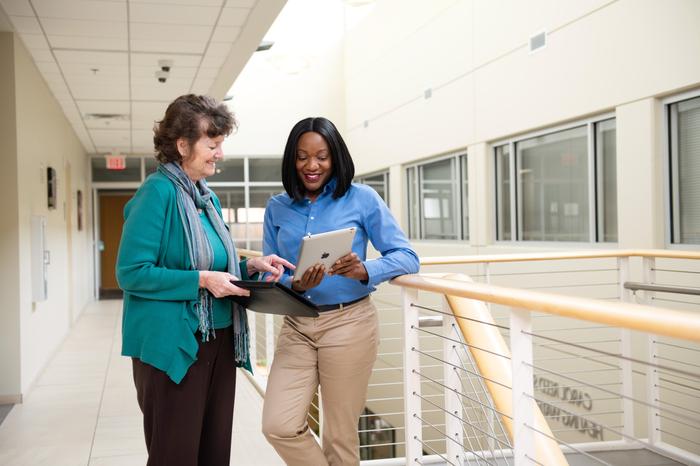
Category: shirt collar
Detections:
[{"x1": 291, "y1": 177, "x2": 338, "y2": 205}]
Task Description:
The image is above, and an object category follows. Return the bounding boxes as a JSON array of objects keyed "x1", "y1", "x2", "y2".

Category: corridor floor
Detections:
[{"x1": 0, "y1": 300, "x2": 284, "y2": 466}]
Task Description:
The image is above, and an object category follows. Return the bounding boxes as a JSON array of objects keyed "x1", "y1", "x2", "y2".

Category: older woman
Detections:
[
  {"x1": 117, "y1": 94, "x2": 292, "y2": 466},
  {"x1": 261, "y1": 117, "x2": 419, "y2": 465}
]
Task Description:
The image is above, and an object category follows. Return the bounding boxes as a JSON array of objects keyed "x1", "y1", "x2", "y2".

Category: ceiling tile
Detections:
[
  {"x1": 77, "y1": 100, "x2": 130, "y2": 116},
  {"x1": 130, "y1": 52, "x2": 202, "y2": 67},
  {"x1": 200, "y1": 53, "x2": 226, "y2": 69},
  {"x1": 204, "y1": 41, "x2": 232, "y2": 57},
  {"x1": 130, "y1": 0, "x2": 223, "y2": 5},
  {"x1": 225, "y1": 0, "x2": 255, "y2": 7},
  {"x1": 19, "y1": 33, "x2": 49, "y2": 50},
  {"x1": 0, "y1": 0, "x2": 32, "y2": 16},
  {"x1": 130, "y1": 77, "x2": 192, "y2": 101},
  {"x1": 196, "y1": 67, "x2": 220, "y2": 79},
  {"x1": 130, "y1": 3, "x2": 219, "y2": 26},
  {"x1": 219, "y1": 7, "x2": 249, "y2": 27},
  {"x1": 131, "y1": 65, "x2": 197, "y2": 79},
  {"x1": 9, "y1": 15, "x2": 41, "y2": 34},
  {"x1": 130, "y1": 38, "x2": 206, "y2": 54},
  {"x1": 89, "y1": 128, "x2": 131, "y2": 146},
  {"x1": 96, "y1": 146, "x2": 131, "y2": 154},
  {"x1": 61, "y1": 63, "x2": 128, "y2": 78},
  {"x1": 211, "y1": 26, "x2": 240, "y2": 42},
  {"x1": 131, "y1": 101, "x2": 169, "y2": 122},
  {"x1": 49, "y1": 35, "x2": 127, "y2": 51},
  {"x1": 85, "y1": 118, "x2": 130, "y2": 130},
  {"x1": 40, "y1": 18, "x2": 126, "y2": 38},
  {"x1": 131, "y1": 129, "x2": 153, "y2": 148},
  {"x1": 54, "y1": 50, "x2": 128, "y2": 65},
  {"x1": 32, "y1": 0, "x2": 127, "y2": 21},
  {"x1": 69, "y1": 83, "x2": 129, "y2": 100},
  {"x1": 130, "y1": 22, "x2": 212, "y2": 42}
]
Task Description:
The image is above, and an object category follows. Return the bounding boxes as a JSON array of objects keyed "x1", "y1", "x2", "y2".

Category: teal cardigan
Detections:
[{"x1": 116, "y1": 171, "x2": 252, "y2": 384}]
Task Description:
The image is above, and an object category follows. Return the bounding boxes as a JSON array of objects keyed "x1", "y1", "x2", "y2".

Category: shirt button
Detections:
[
  {"x1": 307, "y1": 232, "x2": 311, "y2": 235},
  {"x1": 307, "y1": 295, "x2": 311, "y2": 299},
  {"x1": 310, "y1": 216, "x2": 315, "y2": 220}
]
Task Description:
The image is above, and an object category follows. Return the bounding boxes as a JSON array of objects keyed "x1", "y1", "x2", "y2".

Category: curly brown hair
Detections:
[{"x1": 153, "y1": 94, "x2": 237, "y2": 164}]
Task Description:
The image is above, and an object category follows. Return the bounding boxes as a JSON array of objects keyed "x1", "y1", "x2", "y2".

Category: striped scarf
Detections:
[{"x1": 158, "y1": 162, "x2": 249, "y2": 367}]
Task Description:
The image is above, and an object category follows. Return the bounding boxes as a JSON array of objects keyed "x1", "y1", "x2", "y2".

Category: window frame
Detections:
[
  {"x1": 492, "y1": 112, "x2": 616, "y2": 244},
  {"x1": 90, "y1": 154, "x2": 283, "y2": 250},
  {"x1": 355, "y1": 169, "x2": 390, "y2": 205},
  {"x1": 663, "y1": 88, "x2": 700, "y2": 249},
  {"x1": 404, "y1": 151, "x2": 469, "y2": 242}
]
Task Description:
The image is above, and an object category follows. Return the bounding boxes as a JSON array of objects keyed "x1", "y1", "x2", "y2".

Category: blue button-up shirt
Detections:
[{"x1": 263, "y1": 178, "x2": 419, "y2": 305}]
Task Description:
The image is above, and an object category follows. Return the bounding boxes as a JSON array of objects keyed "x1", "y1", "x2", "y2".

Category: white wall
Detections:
[
  {"x1": 345, "y1": 0, "x2": 700, "y2": 176},
  {"x1": 341, "y1": 0, "x2": 700, "y2": 256},
  {"x1": 3, "y1": 33, "x2": 92, "y2": 397},
  {"x1": 223, "y1": 0, "x2": 346, "y2": 158}
]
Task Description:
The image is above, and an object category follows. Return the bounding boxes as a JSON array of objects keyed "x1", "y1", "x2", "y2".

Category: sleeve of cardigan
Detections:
[{"x1": 116, "y1": 180, "x2": 200, "y2": 301}]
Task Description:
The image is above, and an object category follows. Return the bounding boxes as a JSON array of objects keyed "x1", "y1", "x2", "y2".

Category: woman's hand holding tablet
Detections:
[{"x1": 291, "y1": 227, "x2": 356, "y2": 291}]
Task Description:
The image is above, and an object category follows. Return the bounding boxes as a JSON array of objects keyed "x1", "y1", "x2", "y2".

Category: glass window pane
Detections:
[
  {"x1": 360, "y1": 173, "x2": 388, "y2": 204},
  {"x1": 673, "y1": 97, "x2": 700, "y2": 244},
  {"x1": 517, "y1": 125, "x2": 589, "y2": 242},
  {"x1": 250, "y1": 158, "x2": 282, "y2": 182},
  {"x1": 248, "y1": 186, "x2": 284, "y2": 250},
  {"x1": 91, "y1": 157, "x2": 141, "y2": 182},
  {"x1": 460, "y1": 155, "x2": 469, "y2": 240},
  {"x1": 421, "y1": 158, "x2": 458, "y2": 240},
  {"x1": 495, "y1": 145, "x2": 511, "y2": 240},
  {"x1": 596, "y1": 119, "x2": 617, "y2": 242},
  {"x1": 145, "y1": 158, "x2": 159, "y2": 177},
  {"x1": 208, "y1": 158, "x2": 244, "y2": 182},
  {"x1": 211, "y1": 188, "x2": 246, "y2": 249}
]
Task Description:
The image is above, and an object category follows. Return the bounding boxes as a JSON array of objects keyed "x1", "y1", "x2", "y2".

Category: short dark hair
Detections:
[
  {"x1": 282, "y1": 117, "x2": 355, "y2": 201},
  {"x1": 153, "y1": 94, "x2": 237, "y2": 164}
]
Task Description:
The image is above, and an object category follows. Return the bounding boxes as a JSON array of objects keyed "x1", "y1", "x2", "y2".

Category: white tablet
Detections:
[{"x1": 292, "y1": 227, "x2": 356, "y2": 281}]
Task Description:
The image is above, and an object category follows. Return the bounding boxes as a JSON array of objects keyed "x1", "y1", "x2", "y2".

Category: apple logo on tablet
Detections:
[{"x1": 321, "y1": 252, "x2": 329, "y2": 259}]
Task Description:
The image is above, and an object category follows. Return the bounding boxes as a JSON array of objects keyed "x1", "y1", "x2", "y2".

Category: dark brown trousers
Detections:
[{"x1": 132, "y1": 326, "x2": 237, "y2": 466}]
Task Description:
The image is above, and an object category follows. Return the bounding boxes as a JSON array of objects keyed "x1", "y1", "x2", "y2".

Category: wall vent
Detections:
[{"x1": 529, "y1": 31, "x2": 547, "y2": 53}]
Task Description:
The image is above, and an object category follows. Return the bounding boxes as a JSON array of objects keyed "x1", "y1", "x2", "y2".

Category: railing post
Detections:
[
  {"x1": 643, "y1": 257, "x2": 661, "y2": 445},
  {"x1": 443, "y1": 298, "x2": 464, "y2": 465},
  {"x1": 510, "y1": 308, "x2": 534, "y2": 466},
  {"x1": 265, "y1": 313, "x2": 275, "y2": 371},
  {"x1": 248, "y1": 309, "x2": 257, "y2": 370},
  {"x1": 402, "y1": 287, "x2": 422, "y2": 464},
  {"x1": 617, "y1": 257, "x2": 635, "y2": 441}
]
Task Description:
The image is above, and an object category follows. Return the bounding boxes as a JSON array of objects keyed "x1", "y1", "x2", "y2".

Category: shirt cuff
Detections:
[{"x1": 362, "y1": 259, "x2": 383, "y2": 288}]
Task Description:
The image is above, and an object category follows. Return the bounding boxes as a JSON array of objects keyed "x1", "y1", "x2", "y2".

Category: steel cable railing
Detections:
[{"x1": 237, "y1": 249, "x2": 700, "y2": 465}]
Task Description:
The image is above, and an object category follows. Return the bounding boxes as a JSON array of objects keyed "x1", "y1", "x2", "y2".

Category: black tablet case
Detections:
[{"x1": 229, "y1": 280, "x2": 320, "y2": 317}]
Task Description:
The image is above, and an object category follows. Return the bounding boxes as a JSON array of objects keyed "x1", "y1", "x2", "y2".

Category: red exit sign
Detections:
[{"x1": 105, "y1": 155, "x2": 126, "y2": 170}]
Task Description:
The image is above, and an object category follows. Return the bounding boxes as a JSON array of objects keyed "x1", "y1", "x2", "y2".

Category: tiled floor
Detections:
[{"x1": 0, "y1": 300, "x2": 283, "y2": 466}]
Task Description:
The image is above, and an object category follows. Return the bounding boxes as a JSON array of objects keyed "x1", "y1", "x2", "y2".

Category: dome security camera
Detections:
[
  {"x1": 155, "y1": 70, "x2": 168, "y2": 83},
  {"x1": 158, "y1": 59, "x2": 174, "y2": 73}
]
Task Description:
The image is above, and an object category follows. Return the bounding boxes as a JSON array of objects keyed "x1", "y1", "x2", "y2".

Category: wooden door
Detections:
[{"x1": 98, "y1": 192, "x2": 133, "y2": 298}]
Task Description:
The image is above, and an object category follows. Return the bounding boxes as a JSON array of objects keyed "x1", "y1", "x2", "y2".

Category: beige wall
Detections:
[
  {"x1": 223, "y1": 0, "x2": 346, "y2": 157},
  {"x1": 343, "y1": 0, "x2": 700, "y2": 256},
  {"x1": 346, "y1": 0, "x2": 700, "y2": 174},
  {"x1": 0, "y1": 32, "x2": 21, "y2": 402},
  {"x1": 0, "y1": 32, "x2": 92, "y2": 399}
]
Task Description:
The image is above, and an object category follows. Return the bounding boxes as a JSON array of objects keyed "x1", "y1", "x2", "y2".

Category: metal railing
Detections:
[{"x1": 238, "y1": 248, "x2": 700, "y2": 466}]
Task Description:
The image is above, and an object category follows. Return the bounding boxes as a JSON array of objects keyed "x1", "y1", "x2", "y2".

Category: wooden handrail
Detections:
[
  {"x1": 238, "y1": 248, "x2": 262, "y2": 258},
  {"x1": 391, "y1": 274, "x2": 700, "y2": 343},
  {"x1": 420, "y1": 249, "x2": 700, "y2": 266}
]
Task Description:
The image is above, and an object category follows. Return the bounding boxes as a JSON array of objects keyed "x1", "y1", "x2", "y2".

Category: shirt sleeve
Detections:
[
  {"x1": 262, "y1": 199, "x2": 294, "y2": 288},
  {"x1": 116, "y1": 180, "x2": 200, "y2": 301},
  {"x1": 361, "y1": 189, "x2": 420, "y2": 287}
]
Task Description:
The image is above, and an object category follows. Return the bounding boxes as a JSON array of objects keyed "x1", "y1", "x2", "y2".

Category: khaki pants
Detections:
[{"x1": 262, "y1": 297, "x2": 379, "y2": 466}]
